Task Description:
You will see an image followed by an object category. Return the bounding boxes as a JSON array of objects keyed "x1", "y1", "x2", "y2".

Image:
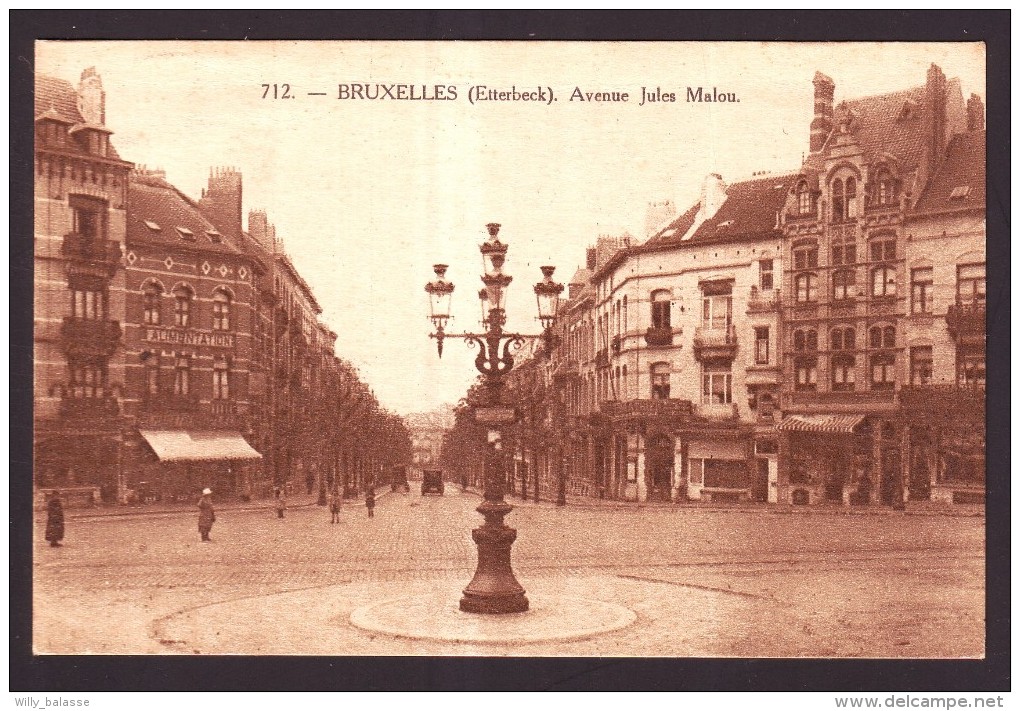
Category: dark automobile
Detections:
[{"x1": 421, "y1": 469, "x2": 445, "y2": 495}]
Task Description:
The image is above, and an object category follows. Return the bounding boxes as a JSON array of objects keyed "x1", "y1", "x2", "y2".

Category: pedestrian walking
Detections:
[
  {"x1": 197, "y1": 488, "x2": 215, "y2": 542},
  {"x1": 329, "y1": 485, "x2": 342, "y2": 524},
  {"x1": 45, "y1": 491, "x2": 65, "y2": 547},
  {"x1": 365, "y1": 486, "x2": 376, "y2": 518},
  {"x1": 274, "y1": 487, "x2": 287, "y2": 519}
]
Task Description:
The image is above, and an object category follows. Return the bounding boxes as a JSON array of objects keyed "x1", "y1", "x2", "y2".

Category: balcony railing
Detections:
[
  {"x1": 611, "y1": 335, "x2": 622, "y2": 354},
  {"x1": 782, "y1": 389, "x2": 896, "y2": 410},
  {"x1": 60, "y1": 318, "x2": 122, "y2": 358},
  {"x1": 696, "y1": 402, "x2": 738, "y2": 420},
  {"x1": 601, "y1": 398, "x2": 693, "y2": 420},
  {"x1": 693, "y1": 323, "x2": 737, "y2": 361},
  {"x1": 211, "y1": 400, "x2": 237, "y2": 416},
  {"x1": 945, "y1": 301, "x2": 986, "y2": 343},
  {"x1": 644, "y1": 326, "x2": 674, "y2": 347},
  {"x1": 595, "y1": 348, "x2": 610, "y2": 369},
  {"x1": 747, "y1": 287, "x2": 779, "y2": 312},
  {"x1": 59, "y1": 393, "x2": 120, "y2": 419},
  {"x1": 61, "y1": 234, "x2": 122, "y2": 272}
]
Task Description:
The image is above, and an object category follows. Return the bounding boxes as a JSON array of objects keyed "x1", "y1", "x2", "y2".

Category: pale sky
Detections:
[{"x1": 36, "y1": 41, "x2": 985, "y2": 415}]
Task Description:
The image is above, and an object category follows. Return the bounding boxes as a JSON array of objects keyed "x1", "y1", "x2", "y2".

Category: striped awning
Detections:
[
  {"x1": 139, "y1": 430, "x2": 262, "y2": 462},
  {"x1": 777, "y1": 414, "x2": 866, "y2": 434}
]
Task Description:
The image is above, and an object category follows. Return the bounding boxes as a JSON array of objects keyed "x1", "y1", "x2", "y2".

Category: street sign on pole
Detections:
[{"x1": 474, "y1": 406, "x2": 518, "y2": 425}]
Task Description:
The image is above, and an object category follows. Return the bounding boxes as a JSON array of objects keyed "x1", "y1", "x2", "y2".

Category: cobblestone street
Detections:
[{"x1": 32, "y1": 488, "x2": 985, "y2": 656}]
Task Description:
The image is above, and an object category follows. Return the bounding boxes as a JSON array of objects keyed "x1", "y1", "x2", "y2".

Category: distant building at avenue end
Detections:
[
  {"x1": 33, "y1": 68, "x2": 410, "y2": 507},
  {"x1": 496, "y1": 62, "x2": 985, "y2": 507}
]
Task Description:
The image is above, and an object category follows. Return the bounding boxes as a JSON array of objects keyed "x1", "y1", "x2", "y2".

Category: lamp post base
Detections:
[{"x1": 460, "y1": 500, "x2": 529, "y2": 614}]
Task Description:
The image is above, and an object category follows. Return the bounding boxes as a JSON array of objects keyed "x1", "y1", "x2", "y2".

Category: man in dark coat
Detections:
[
  {"x1": 198, "y1": 488, "x2": 215, "y2": 541},
  {"x1": 45, "y1": 492, "x2": 65, "y2": 547},
  {"x1": 365, "y1": 486, "x2": 376, "y2": 518}
]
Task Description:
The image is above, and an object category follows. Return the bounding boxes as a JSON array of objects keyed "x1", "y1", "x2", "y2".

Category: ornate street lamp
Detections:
[{"x1": 425, "y1": 223, "x2": 562, "y2": 614}]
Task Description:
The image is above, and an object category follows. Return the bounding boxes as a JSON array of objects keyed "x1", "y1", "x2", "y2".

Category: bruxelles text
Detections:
[{"x1": 318, "y1": 84, "x2": 740, "y2": 106}]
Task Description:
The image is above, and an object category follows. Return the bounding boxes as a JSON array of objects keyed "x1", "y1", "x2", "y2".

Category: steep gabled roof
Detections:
[
  {"x1": 645, "y1": 201, "x2": 700, "y2": 245},
  {"x1": 838, "y1": 85, "x2": 929, "y2": 170},
  {"x1": 35, "y1": 73, "x2": 124, "y2": 161},
  {"x1": 127, "y1": 174, "x2": 243, "y2": 256},
  {"x1": 686, "y1": 174, "x2": 795, "y2": 244},
  {"x1": 912, "y1": 130, "x2": 986, "y2": 216}
]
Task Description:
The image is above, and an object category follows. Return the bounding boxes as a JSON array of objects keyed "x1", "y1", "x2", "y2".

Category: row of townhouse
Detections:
[
  {"x1": 512, "y1": 63, "x2": 986, "y2": 507},
  {"x1": 34, "y1": 68, "x2": 406, "y2": 506}
]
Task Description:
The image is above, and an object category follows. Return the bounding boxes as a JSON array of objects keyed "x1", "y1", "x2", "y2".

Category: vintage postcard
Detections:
[{"x1": 27, "y1": 36, "x2": 992, "y2": 673}]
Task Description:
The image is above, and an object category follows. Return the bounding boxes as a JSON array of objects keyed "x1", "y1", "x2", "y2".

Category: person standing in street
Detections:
[
  {"x1": 274, "y1": 487, "x2": 287, "y2": 519},
  {"x1": 365, "y1": 486, "x2": 375, "y2": 518},
  {"x1": 329, "y1": 485, "x2": 341, "y2": 524},
  {"x1": 45, "y1": 491, "x2": 65, "y2": 547},
  {"x1": 197, "y1": 488, "x2": 215, "y2": 542}
]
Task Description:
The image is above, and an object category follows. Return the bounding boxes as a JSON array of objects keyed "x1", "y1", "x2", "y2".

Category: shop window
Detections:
[
  {"x1": 910, "y1": 346, "x2": 933, "y2": 386},
  {"x1": 650, "y1": 290, "x2": 671, "y2": 330},
  {"x1": 701, "y1": 360, "x2": 732, "y2": 404},
  {"x1": 212, "y1": 290, "x2": 232, "y2": 330},
  {"x1": 650, "y1": 362, "x2": 670, "y2": 400},
  {"x1": 911, "y1": 267, "x2": 933, "y2": 314},
  {"x1": 870, "y1": 352, "x2": 896, "y2": 390},
  {"x1": 956, "y1": 264, "x2": 986, "y2": 305},
  {"x1": 754, "y1": 326, "x2": 770, "y2": 364}
]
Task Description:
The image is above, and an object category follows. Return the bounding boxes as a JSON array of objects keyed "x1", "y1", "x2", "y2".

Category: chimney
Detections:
[
  {"x1": 77, "y1": 66, "x2": 106, "y2": 126},
  {"x1": 810, "y1": 72, "x2": 835, "y2": 153},
  {"x1": 248, "y1": 209, "x2": 268, "y2": 247},
  {"x1": 967, "y1": 93, "x2": 985, "y2": 131},
  {"x1": 925, "y1": 64, "x2": 949, "y2": 182},
  {"x1": 586, "y1": 247, "x2": 597, "y2": 270},
  {"x1": 699, "y1": 173, "x2": 727, "y2": 221},
  {"x1": 198, "y1": 167, "x2": 243, "y2": 240}
]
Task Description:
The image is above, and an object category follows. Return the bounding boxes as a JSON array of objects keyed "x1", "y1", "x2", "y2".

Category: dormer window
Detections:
[
  {"x1": 176, "y1": 226, "x2": 195, "y2": 241},
  {"x1": 949, "y1": 186, "x2": 972, "y2": 200},
  {"x1": 795, "y1": 180, "x2": 814, "y2": 216},
  {"x1": 144, "y1": 220, "x2": 162, "y2": 232},
  {"x1": 206, "y1": 230, "x2": 222, "y2": 243}
]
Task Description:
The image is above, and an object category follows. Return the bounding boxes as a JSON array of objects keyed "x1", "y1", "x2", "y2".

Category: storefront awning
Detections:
[
  {"x1": 139, "y1": 430, "x2": 262, "y2": 462},
  {"x1": 777, "y1": 414, "x2": 865, "y2": 434}
]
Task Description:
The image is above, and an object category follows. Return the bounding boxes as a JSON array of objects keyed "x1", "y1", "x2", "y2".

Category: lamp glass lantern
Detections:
[
  {"x1": 534, "y1": 265, "x2": 564, "y2": 330},
  {"x1": 425, "y1": 264, "x2": 454, "y2": 331},
  {"x1": 480, "y1": 223, "x2": 509, "y2": 278}
]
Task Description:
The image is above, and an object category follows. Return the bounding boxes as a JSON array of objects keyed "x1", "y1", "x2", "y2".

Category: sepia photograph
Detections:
[{"x1": 15, "y1": 14, "x2": 1006, "y2": 693}]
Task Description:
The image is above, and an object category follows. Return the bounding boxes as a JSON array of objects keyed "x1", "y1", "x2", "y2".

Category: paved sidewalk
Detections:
[
  {"x1": 56, "y1": 488, "x2": 393, "y2": 520},
  {"x1": 462, "y1": 486, "x2": 984, "y2": 517}
]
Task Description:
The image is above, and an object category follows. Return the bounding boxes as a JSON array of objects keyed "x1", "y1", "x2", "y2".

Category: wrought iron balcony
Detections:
[
  {"x1": 61, "y1": 234, "x2": 122, "y2": 273},
  {"x1": 693, "y1": 324, "x2": 737, "y2": 361},
  {"x1": 747, "y1": 287, "x2": 780, "y2": 312},
  {"x1": 59, "y1": 393, "x2": 120, "y2": 419},
  {"x1": 601, "y1": 398, "x2": 693, "y2": 420},
  {"x1": 945, "y1": 301, "x2": 986, "y2": 344},
  {"x1": 60, "y1": 317, "x2": 122, "y2": 358},
  {"x1": 644, "y1": 326, "x2": 674, "y2": 347}
]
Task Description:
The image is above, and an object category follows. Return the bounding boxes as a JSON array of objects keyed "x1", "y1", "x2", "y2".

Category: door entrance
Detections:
[
  {"x1": 752, "y1": 458, "x2": 769, "y2": 502},
  {"x1": 645, "y1": 434, "x2": 674, "y2": 502}
]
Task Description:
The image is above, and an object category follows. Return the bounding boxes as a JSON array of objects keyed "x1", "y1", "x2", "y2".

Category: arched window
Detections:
[
  {"x1": 143, "y1": 282, "x2": 162, "y2": 325},
  {"x1": 173, "y1": 286, "x2": 193, "y2": 327},
  {"x1": 622, "y1": 295, "x2": 628, "y2": 334},
  {"x1": 650, "y1": 362, "x2": 670, "y2": 400},
  {"x1": 795, "y1": 273, "x2": 818, "y2": 303},
  {"x1": 831, "y1": 178, "x2": 844, "y2": 223},
  {"x1": 212, "y1": 290, "x2": 232, "y2": 330},
  {"x1": 650, "y1": 290, "x2": 671, "y2": 330},
  {"x1": 796, "y1": 181, "x2": 813, "y2": 215}
]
